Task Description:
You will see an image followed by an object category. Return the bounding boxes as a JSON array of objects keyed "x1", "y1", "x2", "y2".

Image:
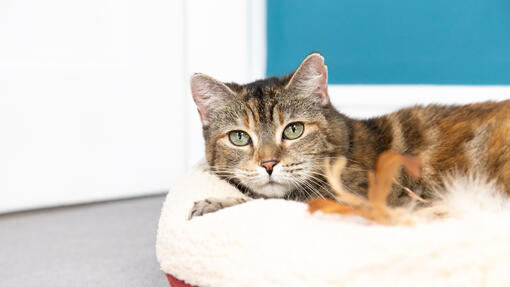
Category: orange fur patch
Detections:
[{"x1": 308, "y1": 151, "x2": 422, "y2": 225}]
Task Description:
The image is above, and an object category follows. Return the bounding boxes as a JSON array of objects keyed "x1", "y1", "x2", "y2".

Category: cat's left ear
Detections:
[
  {"x1": 285, "y1": 53, "x2": 329, "y2": 106},
  {"x1": 190, "y1": 73, "x2": 236, "y2": 126}
]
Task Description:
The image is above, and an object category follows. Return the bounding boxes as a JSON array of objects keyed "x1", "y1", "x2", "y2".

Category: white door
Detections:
[{"x1": 0, "y1": 0, "x2": 186, "y2": 212}]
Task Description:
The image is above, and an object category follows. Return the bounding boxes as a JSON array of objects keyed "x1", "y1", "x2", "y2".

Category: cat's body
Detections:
[
  {"x1": 342, "y1": 101, "x2": 510, "y2": 205},
  {"x1": 189, "y1": 53, "x2": 510, "y2": 218}
]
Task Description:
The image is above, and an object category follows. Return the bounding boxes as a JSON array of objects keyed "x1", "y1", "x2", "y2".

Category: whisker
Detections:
[
  {"x1": 293, "y1": 176, "x2": 325, "y2": 199},
  {"x1": 297, "y1": 173, "x2": 339, "y2": 200}
]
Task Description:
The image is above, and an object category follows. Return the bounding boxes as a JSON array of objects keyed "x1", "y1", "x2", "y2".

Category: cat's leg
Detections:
[{"x1": 188, "y1": 197, "x2": 250, "y2": 219}]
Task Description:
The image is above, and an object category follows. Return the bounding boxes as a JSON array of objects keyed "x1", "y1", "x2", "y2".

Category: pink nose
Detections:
[{"x1": 260, "y1": 159, "x2": 279, "y2": 175}]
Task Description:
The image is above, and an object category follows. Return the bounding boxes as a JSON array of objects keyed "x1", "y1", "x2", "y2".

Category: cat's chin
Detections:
[{"x1": 251, "y1": 182, "x2": 289, "y2": 198}]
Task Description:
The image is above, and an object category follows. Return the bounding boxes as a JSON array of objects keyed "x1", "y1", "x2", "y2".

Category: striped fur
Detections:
[{"x1": 191, "y1": 53, "x2": 510, "y2": 208}]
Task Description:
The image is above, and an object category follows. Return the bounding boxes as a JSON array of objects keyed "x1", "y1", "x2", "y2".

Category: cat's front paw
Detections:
[{"x1": 188, "y1": 197, "x2": 248, "y2": 219}]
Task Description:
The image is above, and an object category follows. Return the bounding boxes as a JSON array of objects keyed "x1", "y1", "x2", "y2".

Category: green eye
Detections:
[
  {"x1": 228, "y1": 130, "x2": 251, "y2": 146},
  {"x1": 283, "y1": 122, "x2": 304, "y2": 140}
]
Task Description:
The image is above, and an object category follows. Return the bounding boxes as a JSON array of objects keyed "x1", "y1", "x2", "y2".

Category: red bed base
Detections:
[{"x1": 165, "y1": 273, "x2": 197, "y2": 287}]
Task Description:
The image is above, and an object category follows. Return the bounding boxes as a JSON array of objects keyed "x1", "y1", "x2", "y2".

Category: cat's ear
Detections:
[
  {"x1": 190, "y1": 73, "x2": 236, "y2": 126},
  {"x1": 285, "y1": 53, "x2": 329, "y2": 106}
]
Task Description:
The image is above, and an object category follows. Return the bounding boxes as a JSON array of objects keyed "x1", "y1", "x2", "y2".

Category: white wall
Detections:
[
  {"x1": 329, "y1": 85, "x2": 510, "y2": 119},
  {"x1": 0, "y1": 0, "x2": 186, "y2": 212}
]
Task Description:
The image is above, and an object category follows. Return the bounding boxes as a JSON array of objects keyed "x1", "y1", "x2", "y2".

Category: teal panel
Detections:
[{"x1": 267, "y1": 0, "x2": 510, "y2": 84}]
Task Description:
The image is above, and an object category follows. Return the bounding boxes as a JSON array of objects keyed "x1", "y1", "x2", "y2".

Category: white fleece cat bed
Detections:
[{"x1": 156, "y1": 161, "x2": 510, "y2": 287}]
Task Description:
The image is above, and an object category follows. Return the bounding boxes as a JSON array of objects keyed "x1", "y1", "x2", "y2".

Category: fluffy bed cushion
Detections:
[{"x1": 156, "y1": 161, "x2": 510, "y2": 287}]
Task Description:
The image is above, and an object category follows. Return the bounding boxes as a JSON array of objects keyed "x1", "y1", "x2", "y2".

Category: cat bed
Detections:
[{"x1": 156, "y1": 161, "x2": 510, "y2": 287}]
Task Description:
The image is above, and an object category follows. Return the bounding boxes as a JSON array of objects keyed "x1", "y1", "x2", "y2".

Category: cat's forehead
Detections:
[
  {"x1": 236, "y1": 85, "x2": 296, "y2": 119},
  {"x1": 211, "y1": 95, "x2": 320, "y2": 131},
  {"x1": 207, "y1": 74, "x2": 323, "y2": 132},
  {"x1": 226, "y1": 76, "x2": 289, "y2": 100}
]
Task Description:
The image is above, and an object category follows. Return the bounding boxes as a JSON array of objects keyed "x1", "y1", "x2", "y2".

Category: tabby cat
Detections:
[{"x1": 189, "y1": 53, "x2": 510, "y2": 218}]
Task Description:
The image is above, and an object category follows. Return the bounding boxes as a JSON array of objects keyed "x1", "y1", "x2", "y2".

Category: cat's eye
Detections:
[
  {"x1": 228, "y1": 130, "x2": 251, "y2": 146},
  {"x1": 283, "y1": 122, "x2": 304, "y2": 140}
]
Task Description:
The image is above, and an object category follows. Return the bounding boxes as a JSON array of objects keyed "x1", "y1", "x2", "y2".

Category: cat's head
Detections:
[{"x1": 191, "y1": 53, "x2": 350, "y2": 198}]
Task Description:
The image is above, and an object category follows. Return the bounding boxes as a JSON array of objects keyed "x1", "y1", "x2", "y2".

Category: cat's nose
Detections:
[{"x1": 260, "y1": 159, "x2": 279, "y2": 175}]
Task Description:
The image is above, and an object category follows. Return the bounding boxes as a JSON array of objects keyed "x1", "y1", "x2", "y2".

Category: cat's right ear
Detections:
[
  {"x1": 285, "y1": 53, "x2": 329, "y2": 106},
  {"x1": 190, "y1": 73, "x2": 236, "y2": 126}
]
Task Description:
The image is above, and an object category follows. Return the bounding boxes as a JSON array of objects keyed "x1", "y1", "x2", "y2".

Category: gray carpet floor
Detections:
[{"x1": 0, "y1": 195, "x2": 168, "y2": 287}]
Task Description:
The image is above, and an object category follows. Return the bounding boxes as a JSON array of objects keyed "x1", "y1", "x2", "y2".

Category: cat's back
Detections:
[
  {"x1": 420, "y1": 99, "x2": 510, "y2": 124},
  {"x1": 393, "y1": 100, "x2": 510, "y2": 194}
]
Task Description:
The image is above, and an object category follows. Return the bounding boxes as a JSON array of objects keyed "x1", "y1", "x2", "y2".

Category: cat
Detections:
[{"x1": 188, "y1": 53, "x2": 510, "y2": 219}]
